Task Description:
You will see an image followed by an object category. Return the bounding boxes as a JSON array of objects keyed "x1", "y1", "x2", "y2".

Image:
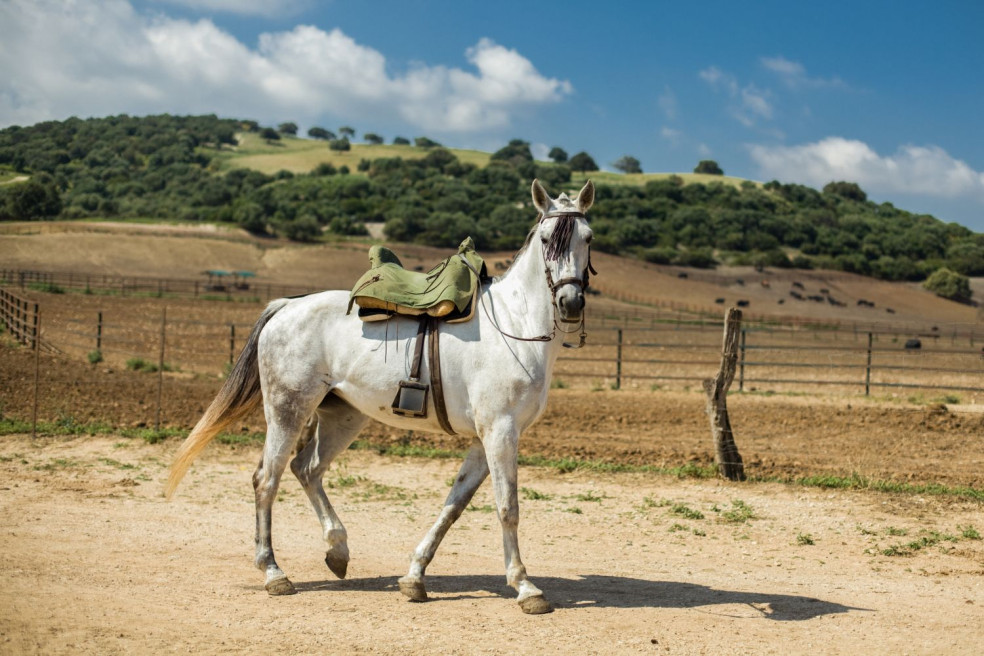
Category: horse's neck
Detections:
[{"x1": 489, "y1": 244, "x2": 557, "y2": 341}]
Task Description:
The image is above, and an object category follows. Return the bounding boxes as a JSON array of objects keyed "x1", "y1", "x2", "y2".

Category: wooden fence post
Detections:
[
  {"x1": 615, "y1": 328, "x2": 623, "y2": 390},
  {"x1": 865, "y1": 332, "x2": 873, "y2": 396},
  {"x1": 229, "y1": 323, "x2": 236, "y2": 365},
  {"x1": 702, "y1": 307, "x2": 746, "y2": 481},
  {"x1": 155, "y1": 308, "x2": 166, "y2": 431},
  {"x1": 32, "y1": 309, "x2": 41, "y2": 439},
  {"x1": 96, "y1": 311, "x2": 103, "y2": 351},
  {"x1": 738, "y1": 328, "x2": 747, "y2": 392}
]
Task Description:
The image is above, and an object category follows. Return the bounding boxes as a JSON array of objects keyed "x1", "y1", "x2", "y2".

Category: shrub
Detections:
[
  {"x1": 87, "y1": 350, "x2": 103, "y2": 364},
  {"x1": 923, "y1": 267, "x2": 972, "y2": 303}
]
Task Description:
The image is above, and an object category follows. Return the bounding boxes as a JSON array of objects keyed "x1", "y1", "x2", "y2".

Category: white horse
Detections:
[{"x1": 166, "y1": 179, "x2": 595, "y2": 614}]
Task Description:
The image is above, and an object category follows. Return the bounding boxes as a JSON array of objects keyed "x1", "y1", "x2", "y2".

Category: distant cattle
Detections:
[
  {"x1": 777, "y1": 298, "x2": 785, "y2": 304},
  {"x1": 904, "y1": 338, "x2": 921, "y2": 350},
  {"x1": 886, "y1": 308, "x2": 896, "y2": 314},
  {"x1": 792, "y1": 281, "x2": 805, "y2": 290},
  {"x1": 857, "y1": 299, "x2": 875, "y2": 308},
  {"x1": 714, "y1": 297, "x2": 725, "y2": 304},
  {"x1": 807, "y1": 295, "x2": 825, "y2": 302},
  {"x1": 760, "y1": 280, "x2": 770, "y2": 288},
  {"x1": 820, "y1": 288, "x2": 829, "y2": 294},
  {"x1": 677, "y1": 272, "x2": 688, "y2": 279},
  {"x1": 827, "y1": 296, "x2": 845, "y2": 307},
  {"x1": 736, "y1": 299, "x2": 750, "y2": 307},
  {"x1": 789, "y1": 290, "x2": 804, "y2": 300},
  {"x1": 735, "y1": 278, "x2": 745, "y2": 286}
]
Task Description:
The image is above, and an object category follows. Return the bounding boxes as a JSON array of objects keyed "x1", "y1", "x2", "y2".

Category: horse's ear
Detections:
[
  {"x1": 576, "y1": 180, "x2": 595, "y2": 213},
  {"x1": 531, "y1": 179, "x2": 551, "y2": 214}
]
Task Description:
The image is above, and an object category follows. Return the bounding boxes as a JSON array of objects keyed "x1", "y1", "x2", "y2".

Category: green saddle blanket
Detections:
[{"x1": 348, "y1": 237, "x2": 486, "y2": 323}]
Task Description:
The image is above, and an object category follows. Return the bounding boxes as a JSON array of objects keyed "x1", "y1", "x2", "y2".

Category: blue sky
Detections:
[{"x1": 2, "y1": 0, "x2": 983, "y2": 232}]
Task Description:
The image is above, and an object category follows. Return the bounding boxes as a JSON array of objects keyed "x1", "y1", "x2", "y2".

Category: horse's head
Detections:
[{"x1": 530, "y1": 178, "x2": 595, "y2": 323}]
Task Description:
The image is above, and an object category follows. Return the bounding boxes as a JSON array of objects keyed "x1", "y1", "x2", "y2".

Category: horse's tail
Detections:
[{"x1": 165, "y1": 298, "x2": 290, "y2": 499}]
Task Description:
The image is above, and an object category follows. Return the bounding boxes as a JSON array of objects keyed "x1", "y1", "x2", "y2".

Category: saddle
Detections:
[
  {"x1": 347, "y1": 238, "x2": 489, "y2": 435},
  {"x1": 347, "y1": 237, "x2": 487, "y2": 323}
]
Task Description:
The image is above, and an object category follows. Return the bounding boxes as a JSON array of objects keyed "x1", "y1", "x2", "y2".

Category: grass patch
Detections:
[
  {"x1": 467, "y1": 504, "x2": 495, "y2": 513},
  {"x1": 98, "y1": 457, "x2": 137, "y2": 470},
  {"x1": 670, "y1": 503, "x2": 705, "y2": 520},
  {"x1": 796, "y1": 533, "x2": 816, "y2": 546},
  {"x1": 87, "y1": 350, "x2": 103, "y2": 364},
  {"x1": 715, "y1": 499, "x2": 756, "y2": 523},
  {"x1": 879, "y1": 530, "x2": 959, "y2": 557},
  {"x1": 26, "y1": 281, "x2": 65, "y2": 294},
  {"x1": 125, "y1": 357, "x2": 175, "y2": 373},
  {"x1": 521, "y1": 487, "x2": 552, "y2": 501},
  {"x1": 575, "y1": 490, "x2": 605, "y2": 503}
]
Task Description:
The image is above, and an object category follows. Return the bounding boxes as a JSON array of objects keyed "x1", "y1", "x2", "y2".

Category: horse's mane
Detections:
[{"x1": 496, "y1": 211, "x2": 579, "y2": 282}]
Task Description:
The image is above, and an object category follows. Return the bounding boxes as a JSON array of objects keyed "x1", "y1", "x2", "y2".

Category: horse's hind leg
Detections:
[
  {"x1": 398, "y1": 438, "x2": 489, "y2": 601},
  {"x1": 254, "y1": 390, "x2": 323, "y2": 596},
  {"x1": 290, "y1": 395, "x2": 367, "y2": 579}
]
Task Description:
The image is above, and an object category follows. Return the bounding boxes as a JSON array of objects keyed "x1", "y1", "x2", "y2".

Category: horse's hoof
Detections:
[
  {"x1": 265, "y1": 576, "x2": 297, "y2": 596},
  {"x1": 397, "y1": 576, "x2": 428, "y2": 602},
  {"x1": 519, "y1": 595, "x2": 553, "y2": 615},
  {"x1": 325, "y1": 551, "x2": 348, "y2": 579}
]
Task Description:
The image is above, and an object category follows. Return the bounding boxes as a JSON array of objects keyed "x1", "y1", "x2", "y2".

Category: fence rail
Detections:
[
  {"x1": 0, "y1": 269, "x2": 314, "y2": 301},
  {"x1": 0, "y1": 288, "x2": 39, "y2": 349}
]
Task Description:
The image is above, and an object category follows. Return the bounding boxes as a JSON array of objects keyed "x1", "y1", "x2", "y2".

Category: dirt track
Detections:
[{"x1": 1, "y1": 434, "x2": 981, "y2": 655}]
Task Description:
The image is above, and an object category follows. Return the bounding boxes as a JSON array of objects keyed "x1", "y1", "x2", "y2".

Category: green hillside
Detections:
[{"x1": 0, "y1": 114, "x2": 981, "y2": 287}]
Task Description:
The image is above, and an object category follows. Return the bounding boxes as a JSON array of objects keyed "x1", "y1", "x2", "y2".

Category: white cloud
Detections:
[
  {"x1": 658, "y1": 86, "x2": 678, "y2": 120},
  {"x1": 699, "y1": 66, "x2": 773, "y2": 127},
  {"x1": 760, "y1": 56, "x2": 846, "y2": 89},
  {"x1": 749, "y1": 137, "x2": 984, "y2": 201},
  {"x1": 660, "y1": 126, "x2": 682, "y2": 145},
  {"x1": 150, "y1": 0, "x2": 311, "y2": 18},
  {"x1": 0, "y1": 0, "x2": 571, "y2": 132}
]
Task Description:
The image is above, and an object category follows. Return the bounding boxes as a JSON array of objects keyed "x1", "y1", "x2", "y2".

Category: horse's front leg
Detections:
[
  {"x1": 484, "y1": 422, "x2": 552, "y2": 614},
  {"x1": 398, "y1": 438, "x2": 489, "y2": 601}
]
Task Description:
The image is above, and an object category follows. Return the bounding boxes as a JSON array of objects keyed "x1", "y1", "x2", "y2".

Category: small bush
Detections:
[{"x1": 87, "y1": 350, "x2": 103, "y2": 364}]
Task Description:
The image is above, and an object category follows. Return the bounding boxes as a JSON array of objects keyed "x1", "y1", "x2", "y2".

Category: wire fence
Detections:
[
  {"x1": 3, "y1": 287, "x2": 983, "y2": 488},
  {"x1": 21, "y1": 291, "x2": 984, "y2": 402}
]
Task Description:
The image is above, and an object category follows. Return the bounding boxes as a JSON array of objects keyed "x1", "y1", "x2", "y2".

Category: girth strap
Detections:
[
  {"x1": 393, "y1": 317, "x2": 456, "y2": 435},
  {"x1": 427, "y1": 318, "x2": 456, "y2": 436}
]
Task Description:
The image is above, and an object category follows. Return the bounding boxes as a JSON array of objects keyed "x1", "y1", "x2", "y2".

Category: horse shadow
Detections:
[{"x1": 293, "y1": 573, "x2": 867, "y2": 621}]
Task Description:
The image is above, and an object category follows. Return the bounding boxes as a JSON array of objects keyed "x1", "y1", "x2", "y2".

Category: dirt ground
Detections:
[{"x1": 0, "y1": 433, "x2": 981, "y2": 655}]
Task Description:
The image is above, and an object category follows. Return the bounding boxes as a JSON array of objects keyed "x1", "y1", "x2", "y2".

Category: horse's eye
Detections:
[
  {"x1": 540, "y1": 235, "x2": 548, "y2": 244},
  {"x1": 586, "y1": 235, "x2": 593, "y2": 244}
]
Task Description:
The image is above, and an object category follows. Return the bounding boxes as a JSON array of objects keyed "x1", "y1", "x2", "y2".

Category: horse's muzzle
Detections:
[{"x1": 556, "y1": 287, "x2": 585, "y2": 323}]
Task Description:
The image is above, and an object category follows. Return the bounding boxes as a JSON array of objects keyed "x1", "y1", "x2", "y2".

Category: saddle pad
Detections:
[{"x1": 348, "y1": 237, "x2": 486, "y2": 323}]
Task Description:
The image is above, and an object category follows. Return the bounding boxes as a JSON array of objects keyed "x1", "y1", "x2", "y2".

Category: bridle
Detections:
[{"x1": 461, "y1": 208, "x2": 595, "y2": 349}]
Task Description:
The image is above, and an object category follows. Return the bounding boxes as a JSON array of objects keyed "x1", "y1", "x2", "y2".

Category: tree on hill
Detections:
[
  {"x1": 363, "y1": 133, "x2": 384, "y2": 145},
  {"x1": 339, "y1": 126, "x2": 356, "y2": 139},
  {"x1": 823, "y1": 181, "x2": 867, "y2": 202},
  {"x1": 568, "y1": 151, "x2": 599, "y2": 172},
  {"x1": 414, "y1": 136, "x2": 441, "y2": 148},
  {"x1": 393, "y1": 136, "x2": 410, "y2": 145},
  {"x1": 0, "y1": 175, "x2": 62, "y2": 220},
  {"x1": 694, "y1": 160, "x2": 723, "y2": 175},
  {"x1": 278, "y1": 122, "x2": 298, "y2": 136},
  {"x1": 491, "y1": 139, "x2": 533, "y2": 163},
  {"x1": 613, "y1": 155, "x2": 642, "y2": 174},
  {"x1": 259, "y1": 127, "x2": 280, "y2": 141},
  {"x1": 548, "y1": 147, "x2": 568, "y2": 163},
  {"x1": 923, "y1": 267, "x2": 972, "y2": 303},
  {"x1": 329, "y1": 138, "x2": 351, "y2": 151},
  {"x1": 307, "y1": 126, "x2": 335, "y2": 140}
]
